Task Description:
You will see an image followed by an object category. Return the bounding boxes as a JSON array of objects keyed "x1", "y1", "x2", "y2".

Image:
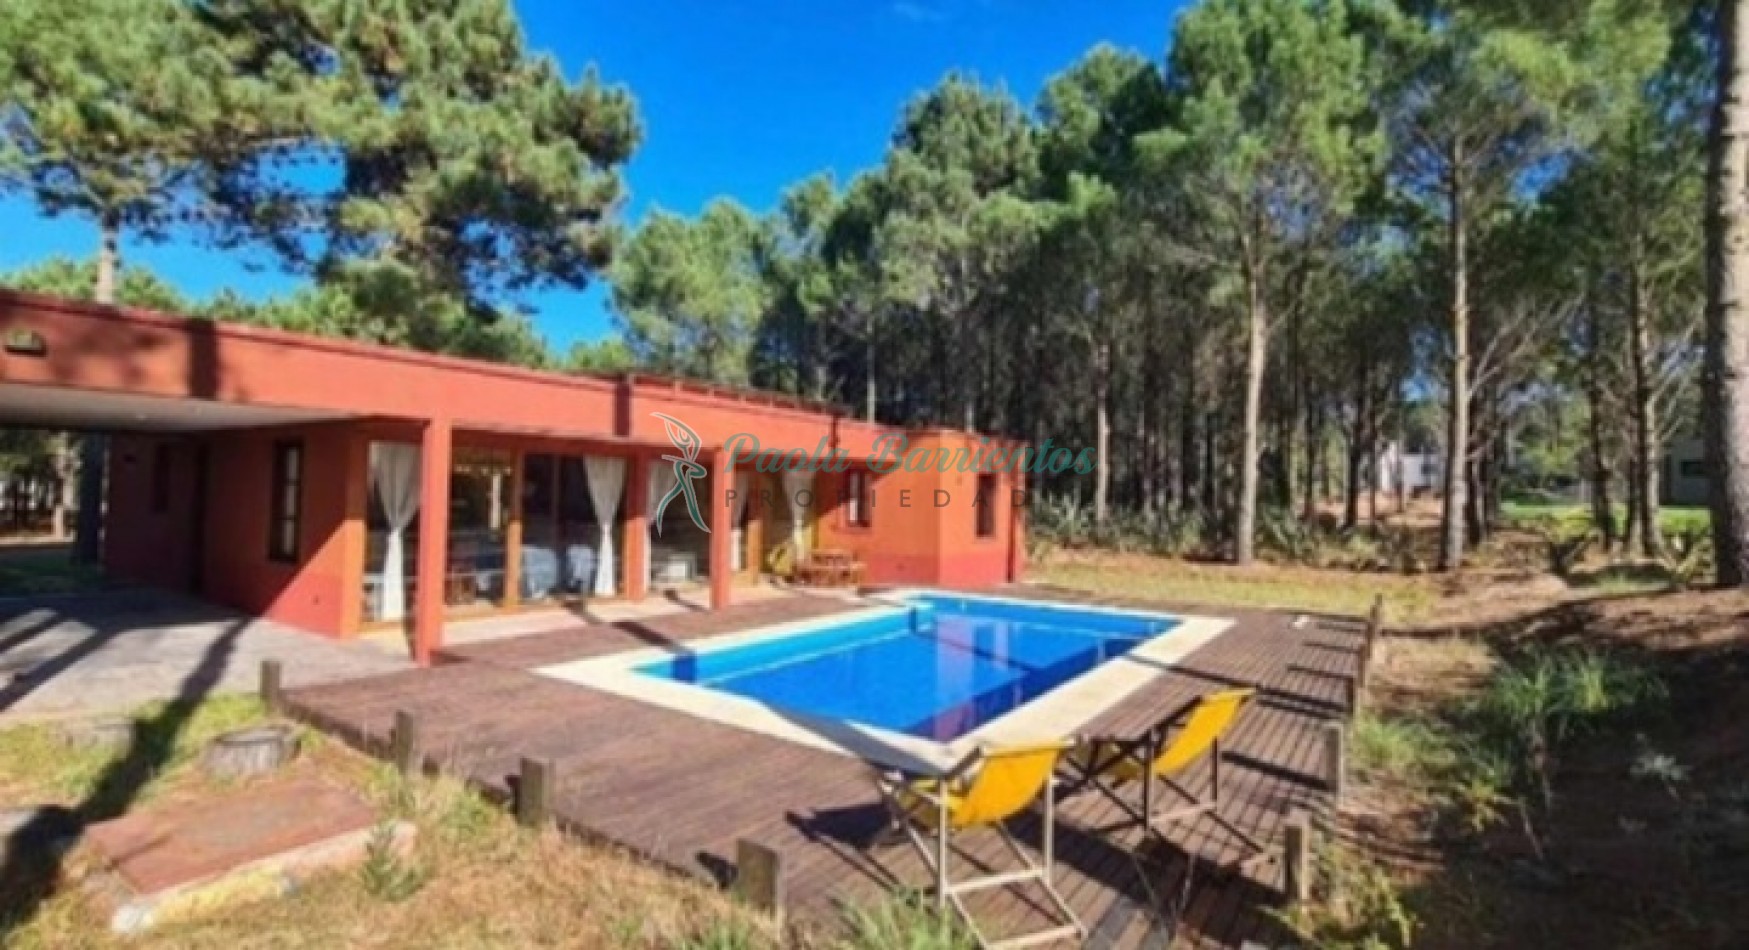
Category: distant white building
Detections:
[
  {"x1": 1663, "y1": 439, "x2": 1709, "y2": 507},
  {"x1": 1376, "y1": 441, "x2": 1443, "y2": 497}
]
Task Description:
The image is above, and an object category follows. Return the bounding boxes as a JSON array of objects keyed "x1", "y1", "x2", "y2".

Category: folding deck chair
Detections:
[
  {"x1": 875, "y1": 741, "x2": 1086, "y2": 949},
  {"x1": 1064, "y1": 687, "x2": 1269, "y2": 866}
]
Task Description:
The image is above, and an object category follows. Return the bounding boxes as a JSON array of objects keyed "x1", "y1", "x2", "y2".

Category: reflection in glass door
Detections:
[{"x1": 444, "y1": 448, "x2": 513, "y2": 615}]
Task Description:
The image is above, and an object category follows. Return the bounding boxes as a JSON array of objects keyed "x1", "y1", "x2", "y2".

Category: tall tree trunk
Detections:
[
  {"x1": 1093, "y1": 341, "x2": 1111, "y2": 526},
  {"x1": 864, "y1": 314, "x2": 877, "y2": 423},
  {"x1": 1236, "y1": 247, "x2": 1267, "y2": 566},
  {"x1": 1367, "y1": 412, "x2": 1381, "y2": 528},
  {"x1": 1625, "y1": 460, "x2": 1644, "y2": 554},
  {"x1": 1138, "y1": 400, "x2": 1155, "y2": 516},
  {"x1": 1439, "y1": 167, "x2": 1471, "y2": 572},
  {"x1": 1627, "y1": 260, "x2": 1666, "y2": 558},
  {"x1": 73, "y1": 212, "x2": 121, "y2": 564},
  {"x1": 1305, "y1": 401, "x2": 1328, "y2": 522},
  {"x1": 1344, "y1": 431, "x2": 1363, "y2": 531},
  {"x1": 1180, "y1": 352, "x2": 1199, "y2": 512},
  {"x1": 1706, "y1": 0, "x2": 1749, "y2": 586},
  {"x1": 1585, "y1": 308, "x2": 1620, "y2": 551},
  {"x1": 51, "y1": 437, "x2": 75, "y2": 539},
  {"x1": 95, "y1": 214, "x2": 119, "y2": 305},
  {"x1": 1396, "y1": 413, "x2": 1409, "y2": 515},
  {"x1": 1203, "y1": 409, "x2": 1219, "y2": 521}
]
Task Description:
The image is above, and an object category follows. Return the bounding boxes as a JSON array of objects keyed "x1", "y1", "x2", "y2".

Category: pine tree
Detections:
[
  {"x1": 0, "y1": 0, "x2": 245, "y2": 562},
  {"x1": 204, "y1": 0, "x2": 642, "y2": 329},
  {"x1": 1142, "y1": 0, "x2": 1382, "y2": 565}
]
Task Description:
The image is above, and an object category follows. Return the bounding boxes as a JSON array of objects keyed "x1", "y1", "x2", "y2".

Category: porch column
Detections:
[
  {"x1": 710, "y1": 449, "x2": 733, "y2": 610},
  {"x1": 504, "y1": 451, "x2": 524, "y2": 609},
  {"x1": 624, "y1": 453, "x2": 649, "y2": 601},
  {"x1": 413, "y1": 417, "x2": 452, "y2": 666},
  {"x1": 1008, "y1": 468, "x2": 1027, "y2": 583}
]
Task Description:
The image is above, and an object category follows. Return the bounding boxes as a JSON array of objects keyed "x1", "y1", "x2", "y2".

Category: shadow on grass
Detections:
[{"x1": 0, "y1": 618, "x2": 248, "y2": 940}]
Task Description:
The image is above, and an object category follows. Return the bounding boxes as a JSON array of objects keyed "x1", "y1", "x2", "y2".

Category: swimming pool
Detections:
[
  {"x1": 637, "y1": 595, "x2": 1178, "y2": 741},
  {"x1": 538, "y1": 592, "x2": 1231, "y2": 770}
]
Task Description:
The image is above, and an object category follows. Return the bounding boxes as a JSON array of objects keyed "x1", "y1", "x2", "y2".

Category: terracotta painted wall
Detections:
[
  {"x1": 27, "y1": 288, "x2": 1034, "y2": 615},
  {"x1": 104, "y1": 434, "x2": 197, "y2": 591},
  {"x1": 810, "y1": 432, "x2": 1024, "y2": 589},
  {"x1": 196, "y1": 423, "x2": 356, "y2": 635}
]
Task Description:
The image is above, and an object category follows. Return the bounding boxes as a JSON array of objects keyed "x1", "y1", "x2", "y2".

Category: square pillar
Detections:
[
  {"x1": 710, "y1": 449, "x2": 734, "y2": 610},
  {"x1": 504, "y1": 451, "x2": 524, "y2": 610},
  {"x1": 413, "y1": 417, "x2": 452, "y2": 666},
  {"x1": 624, "y1": 453, "x2": 649, "y2": 601},
  {"x1": 1008, "y1": 468, "x2": 1027, "y2": 583},
  {"x1": 338, "y1": 431, "x2": 369, "y2": 636}
]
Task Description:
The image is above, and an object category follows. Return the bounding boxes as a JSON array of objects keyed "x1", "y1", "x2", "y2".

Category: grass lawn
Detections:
[
  {"x1": 1500, "y1": 500, "x2": 1711, "y2": 535},
  {"x1": 0, "y1": 697, "x2": 957, "y2": 949},
  {"x1": 1032, "y1": 552, "x2": 1438, "y2": 623}
]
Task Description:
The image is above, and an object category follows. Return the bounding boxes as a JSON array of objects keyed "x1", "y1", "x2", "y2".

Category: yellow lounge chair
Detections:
[
  {"x1": 1066, "y1": 688, "x2": 1268, "y2": 863},
  {"x1": 875, "y1": 741, "x2": 1085, "y2": 949}
]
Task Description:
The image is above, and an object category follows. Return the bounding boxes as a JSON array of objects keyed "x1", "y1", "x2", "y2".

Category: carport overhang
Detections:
[{"x1": 0, "y1": 381, "x2": 354, "y2": 435}]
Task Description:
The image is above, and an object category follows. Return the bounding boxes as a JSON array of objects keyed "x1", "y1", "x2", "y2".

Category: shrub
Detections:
[
  {"x1": 1527, "y1": 515, "x2": 1595, "y2": 579},
  {"x1": 1349, "y1": 713, "x2": 1453, "y2": 783},
  {"x1": 837, "y1": 894, "x2": 974, "y2": 950},
  {"x1": 1273, "y1": 840, "x2": 1417, "y2": 949},
  {"x1": 359, "y1": 823, "x2": 428, "y2": 902},
  {"x1": 676, "y1": 919, "x2": 766, "y2": 950},
  {"x1": 1661, "y1": 524, "x2": 1714, "y2": 591}
]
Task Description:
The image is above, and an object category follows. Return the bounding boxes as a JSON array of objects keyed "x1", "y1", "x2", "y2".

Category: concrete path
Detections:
[{"x1": 0, "y1": 590, "x2": 409, "y2": 723}]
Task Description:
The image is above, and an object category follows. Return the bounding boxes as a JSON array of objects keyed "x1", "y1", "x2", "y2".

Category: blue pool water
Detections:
[{"x1": 637, "y1": 595, "x2": 1178, "y2": 741}]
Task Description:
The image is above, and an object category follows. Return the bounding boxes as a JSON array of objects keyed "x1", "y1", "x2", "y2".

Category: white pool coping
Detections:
[{"x1": 536, "y1": 590, "x2": 1234, "y2": 774}]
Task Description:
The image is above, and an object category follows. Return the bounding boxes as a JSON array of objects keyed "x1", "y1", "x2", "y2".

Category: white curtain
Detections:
[
  {"x1": 730, "y1": 470, "x2": 750, "y2": 571},
  {"x1": 782, "y1": 469, "x2": 813, "y2": 563},
  {"x1": 370, "y1": 443, "x2": 422, "y2": 622},
  {"x1": 583, "y1": 456, "x2": 625, "y2": 597},
  {"x1": 646, "y1": 463, "x2": 679, "y2": 582}
]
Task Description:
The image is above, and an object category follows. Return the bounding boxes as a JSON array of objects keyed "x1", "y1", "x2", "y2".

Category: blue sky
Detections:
[{"x1": 0, "y1": 1, "x2": 1185, "y2": 351}]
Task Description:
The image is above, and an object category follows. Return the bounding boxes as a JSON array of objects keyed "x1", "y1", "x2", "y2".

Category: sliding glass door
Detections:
[{"x1": 522, "y1": 452, "x2": 625, "y2": 602}]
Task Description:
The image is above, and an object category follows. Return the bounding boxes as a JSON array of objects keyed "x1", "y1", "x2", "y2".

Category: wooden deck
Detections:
[{"x1": 283, "y1": 589, "x2": 1360, "y2": 947}]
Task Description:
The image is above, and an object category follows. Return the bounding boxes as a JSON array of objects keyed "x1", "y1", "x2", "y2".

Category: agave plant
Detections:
[
  {"x1": 1661, "y1": 524, "x2": 1714, "y2": 591},
  {"x1": 1532, "y1": 516, "x2": 1596, "y2": 579}
]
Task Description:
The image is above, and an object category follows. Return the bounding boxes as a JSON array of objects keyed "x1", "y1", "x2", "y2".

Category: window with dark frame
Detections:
[
  {"x1": 975, "y1": 473, "x2": 997, "y2": 538},
  {"x1": 150, "y1": 444, "x2": 171, "y2": 514},
  {"x1": 268, "y1": 440, "x2": 303, "y2": 563},
  {"x1": 846, "y1": 470, "x2": 873, "y2": 528}
]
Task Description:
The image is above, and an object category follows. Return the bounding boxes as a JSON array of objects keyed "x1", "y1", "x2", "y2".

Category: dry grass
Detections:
[
  {"x1": 1293, "y1": 588, "x2": 1749, "y2": 950},
  {"x1": 1031, "y1": 549, "x2": 1440, "y2": 623},
  {"x1": 0, "y1": 699, "x2": 782, "y2": 950}
]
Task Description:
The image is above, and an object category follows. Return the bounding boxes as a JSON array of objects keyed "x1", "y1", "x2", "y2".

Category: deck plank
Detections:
[{"x1": 284, "y1": 589, "x2": 1361, "y2": 947}]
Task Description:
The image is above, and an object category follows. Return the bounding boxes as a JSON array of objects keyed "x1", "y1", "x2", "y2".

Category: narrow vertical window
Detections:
[
  {"x1": 269, "y1": 440, "x2": 303, "y2": 563},
  {"x1": 975, "y1": 473, "x2": 997, "y2": 538},
  {"x1": 847, "y1": 470, "x2": 873, "y2": 528},
  {"x1": 150, "y1": 444, "x2": 171, "y2": 514}
]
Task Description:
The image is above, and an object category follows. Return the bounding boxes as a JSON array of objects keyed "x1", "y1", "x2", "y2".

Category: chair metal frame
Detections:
[
  {"x1": 1065, "y1": 690, "x2": 1271, "y2": 865},
  {"x1": 875, "y1": 743, "x2": 1086, "y2": 950}
]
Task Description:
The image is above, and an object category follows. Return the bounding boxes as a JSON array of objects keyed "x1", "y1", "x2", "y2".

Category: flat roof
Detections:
[{"x1": 0, "y1": 289, "x2": 1020, "y2": 454}]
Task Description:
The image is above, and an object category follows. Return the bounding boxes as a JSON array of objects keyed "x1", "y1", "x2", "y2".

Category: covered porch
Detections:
[{"x1": 374, "y1": 417, "x2": 784, "y2": 665}]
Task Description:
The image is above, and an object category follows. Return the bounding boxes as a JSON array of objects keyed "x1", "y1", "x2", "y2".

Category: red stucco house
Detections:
[{"x1": 0, "y1": 290, "x2": 1027, "y2": 663}]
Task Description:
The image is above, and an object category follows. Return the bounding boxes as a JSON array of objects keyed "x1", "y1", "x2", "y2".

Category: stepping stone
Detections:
[{"x1": 82, "y1": 776, "x2": 413, "y2": 934}]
